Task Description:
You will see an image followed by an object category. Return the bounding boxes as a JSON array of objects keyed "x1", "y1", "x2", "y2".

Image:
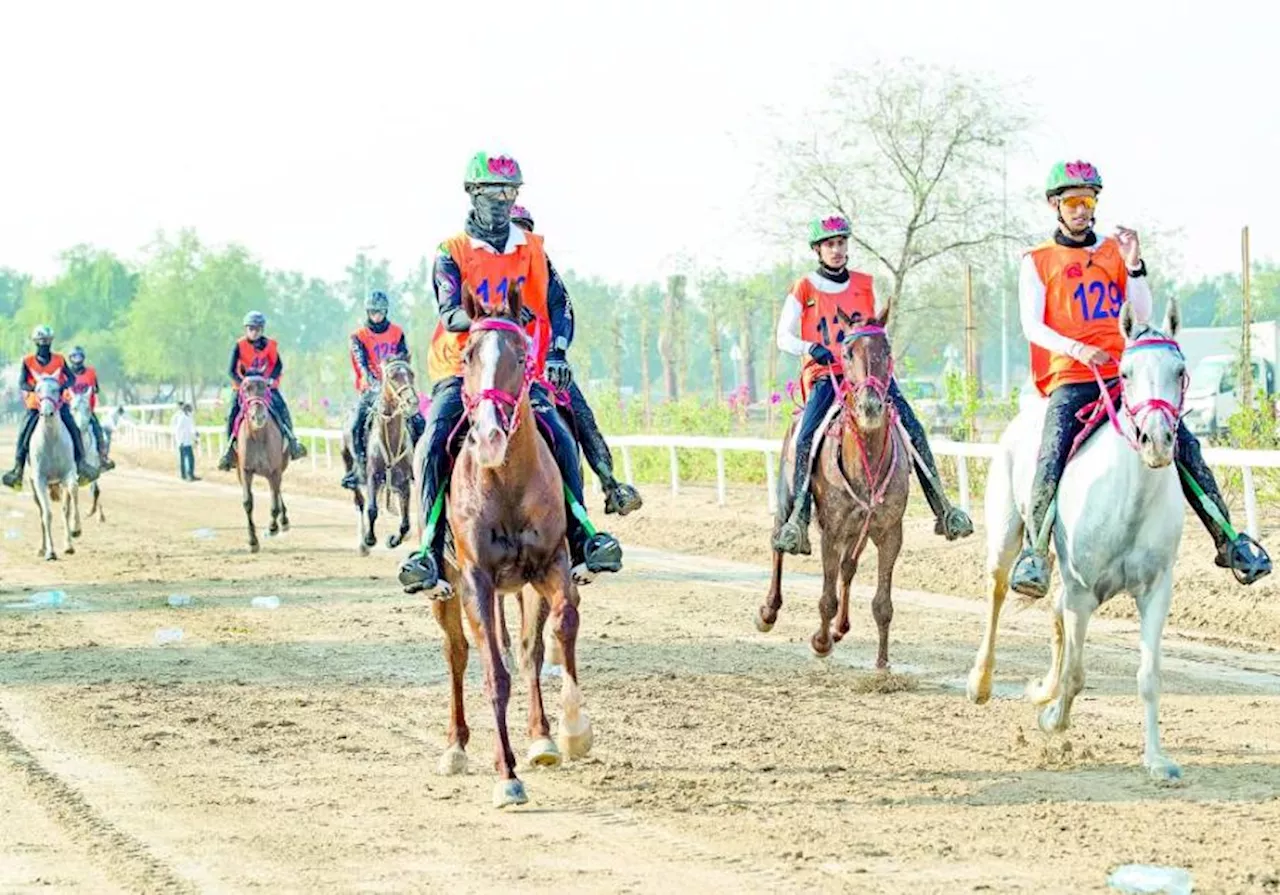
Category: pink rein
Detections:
[
  {"x1": 453, "y1": 318, "x2": 551, "y2": 446},
  {"x1": 1088, "y1": 337, "x2": 1187, "y2": 451}
]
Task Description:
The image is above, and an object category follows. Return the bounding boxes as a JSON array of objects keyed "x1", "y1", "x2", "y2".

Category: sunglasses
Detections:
[
  {"x1": 1059, "y1": 195, "x2": 1097, "y2": 211},
  {"x1": 475, "y1": 184, "x2": 519, "y2": 202}
]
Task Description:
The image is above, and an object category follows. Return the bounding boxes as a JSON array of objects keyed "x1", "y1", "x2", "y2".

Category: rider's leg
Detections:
[
  {"x1": 342, "y1": 390, "x2": 375, "y2": 490},
  {"x1": 217, "y1": 401, "x2": 240, "y2": 470},
  {"x1": 58, "y1": 403, "x2": 98, "y2": 484},
  {"x1": 1009, "y1": 380, "x2": 1101, "y2": 598},
  {"x1": 88, "y1": 413, "x2": 114, "y2": 469},
  {"x1": 270, "y1": 392, "x2": 306, "y2": 459},
  {"x1": 398, "y1": 377, "x2": 465, "y2": 595},
  {"x1": 888, "y1": 379, "x2": 973, "y2": 540},
  {"x1": 533, "y1": 384, "x2": 622, "y2": 578},
  {"x1": 1175, "y1": 422, "x2": 1271, "y2": 584},
  {"x1": 565, "y1": 379, "x2": 642, "y2": 516},
  {"x1": 2, "y1": 409, "x2": 40, "y2": 489},
  {"x1": 773, "y1": 375, "x2": 836, "y2": 555}
]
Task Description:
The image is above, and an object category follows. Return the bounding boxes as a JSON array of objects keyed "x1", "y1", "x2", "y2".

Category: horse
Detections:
[
  {"x1": 431, "y1": 282, "x2": 591, "y2": 809},
  {"x1": 343, "y1": 356, "x2": 418, "y2": 555},
  {"x1": 235, "y1": 376, "x2": 290, "y2": 553},
  {"x1": 68, "y1": 390, "x2": 105, "y2": 527},
  {"x1": 28, "y1": 376, "x2": 79, "y2": 561},
  {"x1": 757, "y1": 307, "x2": 910, "y2": 666},
  {"x1": 966, "y1": 298, "x2": 1188, "y2": 784}
]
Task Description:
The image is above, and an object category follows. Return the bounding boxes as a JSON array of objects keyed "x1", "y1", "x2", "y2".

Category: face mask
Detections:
[{"x1": 473, "y1": 191, "x2": 515, "y2": 232}]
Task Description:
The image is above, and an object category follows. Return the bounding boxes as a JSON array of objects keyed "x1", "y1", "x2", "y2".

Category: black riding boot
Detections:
[
  {"x1": 89, "y1": 414, "x2": 114, "y2": 470},
  {"x1": 535, "y1": 385, "x2": 622, "y2": 581},
  {"x1": 342, "y1": 393, "x2": 374, "y2": 491},
  {"x1": 2, "y1": 410, "x2": 39, "y2": 490},
  {"x1": 59, "y1": 404, "x2": 98, "y2": 485},
  {"x1": 217, "y1": 403, "x2": 240, "y2": 470},
  {"x1": 564, "y1": 381, "x2": 643, "y2": 516},
  {"x1": 773, "y1": 376, "x2": 836, "y2": 555},
  {"x1": 888, "y1": 380, "x2": 973, "y2": 540},
  {"x1": 407, "y1": 411, "x2": 426, "y2": 445},
  {"x1": 272, "y1": 395, "x2": 307, "y2": 460},
  {"x1": 1176, "y1": 424, "x2": 1272, "y2": 584},
  {"x1": 399, "y1": 378, "x2": 465, "y2": 597},
  {"x1": 1009, "y1": 381, "x2": 1100, "y2": 598}
]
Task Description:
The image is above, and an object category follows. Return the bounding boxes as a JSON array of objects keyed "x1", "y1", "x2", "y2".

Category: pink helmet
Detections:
[{"x1": 511, "y1": 205, "x2": 534, "y2": 230}]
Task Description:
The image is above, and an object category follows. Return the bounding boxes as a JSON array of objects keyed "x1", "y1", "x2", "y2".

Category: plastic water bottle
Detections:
[
  {"x1": 154, "y1": 627, "x2": 184, "y2": 645},
  {"x1": 30, "y1": 590, "x2": 66, "y2": 607},
  {"x1": 192, "y1": 528, "x2": 217, "y2": 540},
  {"x1": 1107, "y1": 864, "x2": 1193, "y2": 895},
  {"x1": 167, "y1": 594, "x2": 193, "y2": 608},
  {"x1": 250, "y1": 596, "x2": 280, "y2": 610}
]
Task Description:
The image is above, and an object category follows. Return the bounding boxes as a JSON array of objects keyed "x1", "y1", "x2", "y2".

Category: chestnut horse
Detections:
[
  {"x1": 757, "y1": 307, "x2": 910, "y2": 666},
  {"x1": 235, "y1": 376, "x2": 290, "y2": 552},
  {"x1": 432, "y1": 283, "x2": 591, "y2": 809}
]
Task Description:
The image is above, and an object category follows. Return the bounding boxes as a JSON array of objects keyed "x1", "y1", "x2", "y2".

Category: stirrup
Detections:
[
  {"x1": 604, "y1": 481, "x2": 643, "y2": 516},
  {"x1": 935, "y1": 505, "x2": 974, "y2": 541},
  {"x1": 2, "y1": 469, "x2": 22, "y2": 491},
  {"x1": 398, "y1": 549, "x2": 453, "y2": 599},
  {"x1": 1009, "y1": 549, "x2": 1051, "y2": 599},
  {"x1": 217, "y1": 450, "x2": 236, "y2": 471},
  {"x1": 572, "y1": 532, "x2": 623, "y2": 584},
  {"x1": 1217, "y1": 534, "x2": 1272, "y2": 586},
  {"x1": 288, "y1": 440, "x2": 307, "y2": 460},
  {"x1": 772, "y1": 516, "x2": 811, "y2": 555}
]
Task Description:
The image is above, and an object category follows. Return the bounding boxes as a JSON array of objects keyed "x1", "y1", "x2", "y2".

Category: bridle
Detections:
[
  {"x1": 375, "y1": 359, "x2": 418, "y2": 467},
  {"x1": 239, "y1": 376, "x2": 273, "y2": 430},
  {"x1": 1090, "y1": 334, "x2": 1187, "y2": 451},
  {"x1": 457, "y1": 318, "x2": 536, "y2": 440}
]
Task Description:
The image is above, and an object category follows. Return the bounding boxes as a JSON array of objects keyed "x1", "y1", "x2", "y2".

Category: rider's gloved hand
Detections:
[
  {"x1": 441, "y1": 307, "x2": 472, "y2": 333},
  {"x1": 808, "y1": 343, "x2": 836, "y2": 367},
  {"x1": 545, "y1": 350, "x2": 572, "y2": 390}
]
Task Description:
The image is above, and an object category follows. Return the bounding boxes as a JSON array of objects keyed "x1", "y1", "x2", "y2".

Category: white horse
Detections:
[
  {"x1": 967, "y1": 298, "x2": 1188, "y2": 784},
  {"x1": 28, "y1": 376, "x2": 80, "y2": 560},
  {"x1": 68, "y1": 390, "x2": 104, "y2": 526}
]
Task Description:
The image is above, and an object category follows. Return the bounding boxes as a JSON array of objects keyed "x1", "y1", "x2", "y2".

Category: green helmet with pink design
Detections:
[
  {"x1": 1045, "y1": 160, "x2": 1103, "y2": 198},
  {"x1": 808, "y1": 214, "x2": 852, "y2": 246},
  {"x1": 464, "y1": 151, "x2": 523, "y2": 187}
]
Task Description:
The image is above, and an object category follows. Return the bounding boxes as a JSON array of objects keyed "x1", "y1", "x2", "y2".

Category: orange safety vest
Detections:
[
  {"x1": 427, "y1": 231, "x2": 551, "y2": 382},
  {"x1": 793, "y1": 271, "x2": 877, "y2": 396},
  {"x1": 69, "y1": 366, "x2": 99, "y2": 411},
  {"x1": 234, "y1": 337, "x2": 280, "y2": 388},
  {"x1": 1027, "y1": 237, "x2": 1129, "y2": 396},
  {"x1": 351, "y1": 323, "x2": 406, "y2": 391},
  {"x1": 23, "y1": 353, "x2": 69, "y2": 410}
]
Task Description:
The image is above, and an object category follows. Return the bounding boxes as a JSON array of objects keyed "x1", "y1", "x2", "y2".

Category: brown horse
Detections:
[
  {"x1": 236, "y1": 376, "x2": 290, "y2": 553},
  {"x1": 757, "y1": 307, "x2": 910, "y2": 666},
  {"x1": 433, "y1": 283, "x2": 591, "y2": 809},
  {"x1": 343, "y1": 356, "x2": 418, "y2": 555}
]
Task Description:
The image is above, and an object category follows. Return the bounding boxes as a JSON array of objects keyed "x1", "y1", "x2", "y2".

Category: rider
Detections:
[
  {"x1": 510, "y1": 204, "x2": 643, "y2": 515},
  {"x1": 1009, "y1": 160, "x2": 1271, "y2": 597},
  {"x1": 216, "y1": 311, "x2": 308, "y2": 470},
  {"x1": 341, "y1": 290, "x2": 426, "y2": 490},
  {"x1": 2, "y1": 326, "x2": 99, "y2": 489},
  {"x1": 773, "y1": 215, "x2": 974, "y2": 554},
  {"x1": 398, "y1": 151, "x2": 623, "y2": 595},
  {"x1": 66, "y1": 345, "x2": 116, "y2": 470}
]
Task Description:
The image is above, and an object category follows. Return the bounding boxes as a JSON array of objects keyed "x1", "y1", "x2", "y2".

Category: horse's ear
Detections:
[
  {"x1": 1119, "y1": 300, "x2": 1138, "y2": 342},
  {"x1": 507, "y1": 280, "x2": 524, "y2": 323},
  {"x1": 1163, "y1": 295, "x2": 1181, "y2": 339},
  {"x1": 461, "y1": 283, "x2": 479, "y2": 320},
  {"x1": 875, "y1": 296, "x2": 893, "y2": 330}
]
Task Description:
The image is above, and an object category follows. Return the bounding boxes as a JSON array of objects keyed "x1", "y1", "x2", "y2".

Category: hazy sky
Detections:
[{"x1": 3, "y1": 0, "x2": 1276, "y2": 290}]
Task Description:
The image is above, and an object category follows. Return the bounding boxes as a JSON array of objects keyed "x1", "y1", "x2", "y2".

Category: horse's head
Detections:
[
  {"x1": 460, "y1": 281, "x2": 531, "y2": 468},
  {"x1": 839, "y1": 301, "x2": 895, "y2": 432},
  {"x1": 68, "y1": 389, "x2": 92, "y2": 424},
  {"x1": 1118, "y1": 296, "x2": 1186, "y2": 469},
  {"x1": 379, "y1": 355, "x2": 418, "y2": 414},
  {"x1": 34, "y1": 376, "x2": 63, "y2": 418},
  {"x1": 240, "y1": 376, "x2": 272, "y2": 431}
]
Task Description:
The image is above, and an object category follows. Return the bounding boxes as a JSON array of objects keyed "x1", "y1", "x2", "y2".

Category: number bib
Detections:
[{"x1": 794, "y1": 272, "x2": 876, "y2": 394}]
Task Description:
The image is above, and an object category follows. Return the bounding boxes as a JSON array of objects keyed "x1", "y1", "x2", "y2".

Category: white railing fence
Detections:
[{"x1": 115, "y1": 420, "x2": 1277, "y2": 539}]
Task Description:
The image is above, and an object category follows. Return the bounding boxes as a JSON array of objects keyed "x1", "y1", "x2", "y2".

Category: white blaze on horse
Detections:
[
  {"x1": 68, "y1": 389, "x2": 105, "y2": 525},
  {"x1": 967, "y1": 298, "x2": 1189, "y2": 783},
  {"x1": 28, "y1": 376, "x2": 80, "y2": 560}
]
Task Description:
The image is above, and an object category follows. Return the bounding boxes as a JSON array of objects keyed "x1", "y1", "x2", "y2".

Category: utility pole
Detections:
[
  {"x1": 1241, "y1": 226, "x2": 1254, "y2": 412},
  {"x1": 1000, "y1": 144, "x2": 1010, "y2": 398}
]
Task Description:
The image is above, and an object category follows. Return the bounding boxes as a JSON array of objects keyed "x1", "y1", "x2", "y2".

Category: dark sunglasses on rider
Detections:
[{"x1": 475, "y1": 184, "x2": 519, "y2": 202}]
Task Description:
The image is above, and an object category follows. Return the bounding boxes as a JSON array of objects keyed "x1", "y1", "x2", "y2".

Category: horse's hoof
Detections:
[
  {"x1": 363, "y1": 534, "x2": 376, "y2": 549},
  {"x1": 358, "y1": 542, "x2": 369, "y2": 557},
  {"x1": 437, "y1": 744, "x2": 468, "y2": 776},
  {"x1": 249, "y1": 542, "x2": 260, "y2": 554},
  {"x1": 557, "y1": 714, "x2": 593, "y2": 759},
  {"x1": 493, "y1": 779, "x2": 528, "y2": 809},
  {"x1": 267, "y1": 528, "x2": 279, "y2": 538},
  {"x1": 527, "y1": 738, "x2": 562, "y2": 769},
  {"x1": 280, "y1": 521, "x2": 290, "y2": 532},
  {"x1": 1144, "y1": 754, "x2": 1185, "y2": 787},
  {"x1": 833, "y1": 620, "x2": 850, "y2": 642},
  {"x1": 71, "y1": 529, "x2": 82, "y2": 539},
  {"x1": 755, "y1": 607, "x2": 776, "y2": 633},
  {"x1": 810, "y1": 635, "x2": 833, "y2": 658},
  {"x1": 1037, "y1": 703, "x2": 1068, "y2": 734},
  {"x1": 387, "y1": 534, "x2": 402, "y2": 549},
  {"x1": 64, "y1": 545, "x2": 75, "y2": 556},
  {"x1": 45, "y1": 554, "x2": 57, "y2": 562},
  {"x1": 966, "y1": 667, "x2": 992, "y2": 705}
]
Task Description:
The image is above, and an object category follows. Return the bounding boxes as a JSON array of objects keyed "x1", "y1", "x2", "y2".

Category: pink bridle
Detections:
[
  {"x1": 458, "y1": 318, "x2": 537, "y2": 438},
  {"x1": 1090, "y1": 336, "x2": 1187, "y2": 450},
  {"x1": 833, "y1": 325, "x2": 894, "y2": 407}
]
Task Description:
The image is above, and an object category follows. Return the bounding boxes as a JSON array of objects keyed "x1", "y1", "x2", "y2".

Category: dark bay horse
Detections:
[
  {"x1": 343, "y1": 356, "x2": 418, "y2": 555},
  {"x1": 236, "y1": 376, "x2": 290, "y2": 552},
  {"x1": 432, "y1": 283, "x2": 591, "y2": 809},
  {"x1": 757, "y1": 307, "x2": 910, "y2": 666}
]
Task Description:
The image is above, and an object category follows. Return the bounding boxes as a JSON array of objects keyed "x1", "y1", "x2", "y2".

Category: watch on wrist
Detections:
[
  {"x1": 553, "y1": 336, "x2": 569, "y2": 352},
  {"x1": 1128, "y1": 259, "x2": 1147, "y2": 278}
]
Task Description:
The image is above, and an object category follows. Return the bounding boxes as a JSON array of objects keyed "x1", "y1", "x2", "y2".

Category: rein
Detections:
[
  {"x1": 451, "y1": 318, "x2": 544, "y2": 448},
  {"x1": 1083, "y1": 336, "x2": 1187, "y2": 455},
  {"x1": 374, "y1": 362, "x2": 417, "y2": 468}
]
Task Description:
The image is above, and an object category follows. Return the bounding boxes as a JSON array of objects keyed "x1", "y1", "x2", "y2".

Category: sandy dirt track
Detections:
[{"x1": 0, "y1": 443, "x2": 1278, "y2": 893}]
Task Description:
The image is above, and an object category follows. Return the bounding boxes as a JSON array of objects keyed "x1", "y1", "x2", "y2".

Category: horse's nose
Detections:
[{"x1": 483, "y1": 427, "x2": 503, "y2": 448}]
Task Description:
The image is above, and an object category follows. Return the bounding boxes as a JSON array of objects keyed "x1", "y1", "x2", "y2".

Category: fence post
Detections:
[
  {"x1": 621, "y1": 446, "x2": 634, "y2": 485},
  {"x1": 325, "y1": 435, "x2": 333, "y2": 468},
  {"x1": 715, "y1": 448, "x2": 726, "y2": 506},
  {"x1": 764, "y1": 451, "x2": 777, "y2": 515},
  {"x1": 310, "y1": 436, "x2": 317, "y2": 470},
  {"x1": 668, "y1": 446, "x2": 679, "y2": 497},
  {"x1": 1243, "y1": 465, "x2": 1259, "y2": 539},
  {"x1": 957, "y1": 455, "x2": 971, "y2": 516}
]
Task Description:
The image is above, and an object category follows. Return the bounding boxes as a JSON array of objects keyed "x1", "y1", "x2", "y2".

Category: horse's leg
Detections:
[
  {"x1": 871, "y1": 520, "x2": 904, "y2": 669},
  {"x1": 353, "y1": 482, "x2": 369, "y2": 555},
  {"x1": 520, "y1": 587, "x2": 559, "y2": 768},
  {"x1": 35, "y1": 482, "x2": 55, "y2": 561},
  {"x1": 362, "y1": 470, "x2": 379, "y2": 550},
  {"x1": 1137, "y1": 573, "x2": 1181, "y2": 784},
  {"x1": 968, "y1": 465, "x2": 1024, "y2": 704},
  {"x1": 433, "y1": 589, "x2": 470, "y2": 776},
  {"x1": 278, "y1": 488, "x2": 289, "y2": 531},
  {"x1": 62, "y1": 483, "x2": 76, "y2": 555},
  {"x1": 832, "y1": 547, "x2": 858, "y2": 644},
  {"x1": 496, "y1": 591, "x2": 515, "y2": 672},
  {"x1": 1038, "y1": 586, "x2": 1094, "y2": 734},
  {"x1": 756, "y1": 549, "x2": 786, "y2": 632},
  {"x1": 459, "y1": 569, "x2": 525, "y2": 807},
  {"x1": 243, "y1": 471, "x2": 258, "y2": 553},
  {"x1": 268, "y1": 472, "x2": 282, "y2": 537},
  {"x1": 1027, "y1": 609, "x2": 1066, "y2": 706},
  {"x1": 531, "y1": 552, "x2": 591, "y2": 760},
  {"x1": 810, "y1": 522, "x2": 842, "y2": 658},
  {"x1": 388, "y1": 481, "x2": 411, "y2": 549},
  {"x1": 90, "y1": 482, "x2": 103, "y2": 523}
]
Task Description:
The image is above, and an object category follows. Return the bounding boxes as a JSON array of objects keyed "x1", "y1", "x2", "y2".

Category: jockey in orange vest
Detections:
[
  {"x1": 2, "y1": 325, "x2": 99, "y2": 489},
  {"x1": 773, "y1": 215, "x2": 973, "y2": 555},
  {"x1": 216, "y1": 310, "x2": 308, "y2": 470},
  {"x1": 398, "y1": 151, "x2": 622, "y2": 597},
  {"x1": 341, "y1": 290, "x2": 425, "y2": 490},
  {"x1": 66, "y1": 345, "x2": 115, "y2": 470},
  {"x1": 510, "y1": 205, "x2": 643, "y2": 516},
  {"x1": 1009, "y1": 160, "x2": 1270, "y2": 597}
]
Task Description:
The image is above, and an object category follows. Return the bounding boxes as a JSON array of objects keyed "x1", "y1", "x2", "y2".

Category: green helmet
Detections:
[
  {"x1": 808, "y1": 215, "x2": 852, "y2": 246},
  {"x1": 1045, "y1": 160, "x2": 1103, "y2": 198},
  {"x1": 464, "y1": 151, "x2": 523, "y2": 187}
]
